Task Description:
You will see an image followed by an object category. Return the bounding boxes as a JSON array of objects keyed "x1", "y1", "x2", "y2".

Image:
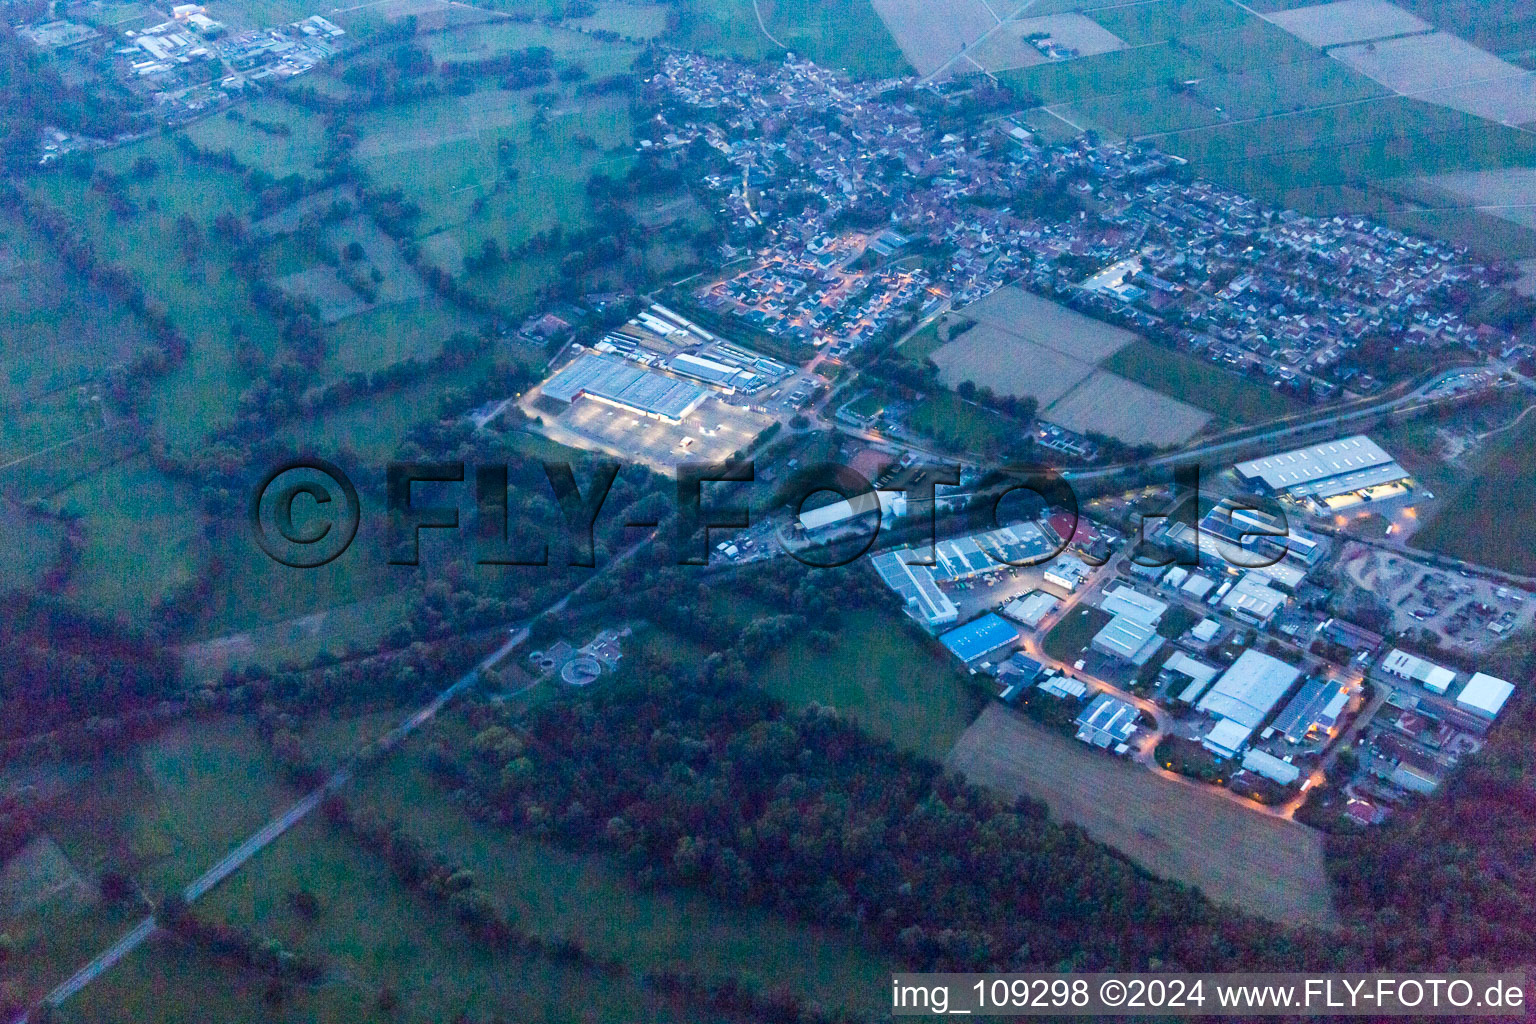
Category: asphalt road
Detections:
[
  {"x1": 26, "y1": 628, "x2": 525, "y2": 1019},
  {"x1": 24, "y1": 528, "x2": 658, "y2": 1021}
]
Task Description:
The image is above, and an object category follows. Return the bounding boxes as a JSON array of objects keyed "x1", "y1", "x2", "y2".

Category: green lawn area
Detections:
[
  {"x1": 1411, "y1": 409, "x2": 1536, "y2": 575},
  {"x1": 44, "y1": 456, "x2": 207, "y2": 627},
  {"x1": 2, "y1": 718, "x2": 292, "y2": 1008},
  {"x1": 662, "y1": 0, "x2": 907, "y2": 77},
  {"x1": 182, "y1": 97, "x2": 330, "y2": 179},
  {"x1": 71, "y1": 719, "x2": 895, "y2": 1023},
  {"x1": 841, "y1": 386, "x2": 894, "y2": 420},
  {"x1": 898, "y1": 319, "x2": 944, "y2": 362},
  {"x1": 752, "y1": 607, "x2": 986, "y2": 759},
  {"x1": 1041, "y1": 605, "x2": 1111, "y2": 663},
  {"x1": 29, "y1": 137, "x2": 284, "y2": 449},
  {"x1": 570, "y1": 0, "x2": 669, "y2": 38},
  {"x1": 759, "y1": 0, "x2": 909, "y2": 78},
  {"x1": 1102, "y1": 340, "x2": 1297, "y2": 426},
  {"x1": 905, "y1": 391, "x2": 1023, "y2": 455}
]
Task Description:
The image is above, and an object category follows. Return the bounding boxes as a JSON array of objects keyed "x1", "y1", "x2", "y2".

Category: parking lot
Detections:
[
  {"x1": 530, "y1": 394, "x2": 777, "y2": 471},
  {"x1": 756, "y1": 373, "x2": 825, "y2": 418}
]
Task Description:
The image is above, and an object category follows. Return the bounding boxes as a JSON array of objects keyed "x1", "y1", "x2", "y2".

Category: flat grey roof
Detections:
[
  {"x1": 1234, "y1": 435, "x2": 1401, "y2": 492},
  {"x1": 542, "y1": 354, "x2": 707, "y2": 420},
  {"x1": 1197, "y1": 649, "x2": 1301, "y2": 729}
]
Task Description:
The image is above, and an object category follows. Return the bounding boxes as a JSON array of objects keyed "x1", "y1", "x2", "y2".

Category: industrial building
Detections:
[
  {"x1": 1075, "y1": 694, "x2": 1141, "y2": 750},
  {"x1": 1091, "y1": 616, "x2": 1164, "y2": 665},
  {"x1": 541, "y1": 354, "x2": 709, "y2": 423},
  {"x1": 870, "y1": 521, "x2": 1057, "y2": 631},
  {"x1": 1457, "y1": 672, "x2": 1514, "y2": 720},
  {"x1": 940, "y1": 613, "x2": 1019, "y2": 665},
  {"x1": 871, "y1": 547, "x2": 958, "y2": 630},
  {"x1": 1197, "y1": 649, "x2": 1302, "y2": 730},
  {"x1": 931, "y1": 522, "x2": 1055, "y2": 579},
  {"x1": 1233, "y1": 435, "x2": 1411, "y2": 512},
  {"x1": 1165, "y1": 651, "x2": 1221, "y2": 704},
  {"x1": 1272, "y1": 678, "x2": 1349, "y2": 743},
  {"x1": 1043, "y1": 553, "x2": 1092, "y2": 592},
  {"x1": 1221, "y1": 571, "x2": 1288, "y2": 625},
  {"x1": 1202, "y1": 718, "x2": 1255, "y2": 759},
  {"x1": 668, "y1": 352, "x2": 748, "y2": 391},
  {"x1": 1100, "y1": 585, "x2": 1168, "y2": 623},
  {"x1": 1001, "y1": 591, "x2": 1058, "y2": 628},
  {"x1": 1038, "y1": 671, "x2": 1089, "y2": 700},
  {"x1": 1241, "y1": 749, "x2": 1301, "y2": 786},
  {"x1": 1091, "y1": 585, "x2": 1167, "y2": 665},
  {"x1": 798, "y1": 491, "x2": 886, "y2": 532},
  {"x1": 1164, "y1": 497, "x2": 1328, "y2": 576},
  {"x1": 1381, "y1": 648, "x2": 1457, "y2": 694}
]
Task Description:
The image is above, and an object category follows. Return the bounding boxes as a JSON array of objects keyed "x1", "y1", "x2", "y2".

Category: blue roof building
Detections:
[{"x1": 940, "y1": 613, "x2": 1019, "y2": 665}]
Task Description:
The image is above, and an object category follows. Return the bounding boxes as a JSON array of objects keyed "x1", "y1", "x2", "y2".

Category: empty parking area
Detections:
[{"x1": 947, "y1": 704, "x2": 1338, "y2": 929}]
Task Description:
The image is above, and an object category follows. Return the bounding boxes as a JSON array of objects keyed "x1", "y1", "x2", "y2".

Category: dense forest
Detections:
[
  {"x1": 1326, "y1": 639, "x2": 1536, "y2": 968},
  {"x1": 0, "y1": 594, "x2": 180, "y2": 750},
  {"x1": 432, "y1": 636, "x2": 1335, "y2": 974}
]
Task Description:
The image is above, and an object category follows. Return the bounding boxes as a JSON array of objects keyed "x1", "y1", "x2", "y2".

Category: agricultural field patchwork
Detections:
[
  {"x1": 1266, "y1": 0, "x2": 1430, "y2": 47},
  {"x1": 1000, "y1": 0, "x2": 1536, "y2": 253},
  {"x1": 1333, "y1": 33, "x2": 1536, "y2": 126},
  {"x1": 930, "y1": 286, "x2": 1209, "y2": 446}
]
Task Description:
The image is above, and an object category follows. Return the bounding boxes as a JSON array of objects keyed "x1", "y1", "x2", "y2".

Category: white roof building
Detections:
[
  {"x1": 871, "y1": 548, "x2": 958, "y2": 630},
  {"x1": 1182, "y1": 574, "x2": 1216, "y2": 600},
  {"x1": 1202, "y1": 718, "x2": 1255, "y2": 758},
  {"x1": 1001, "y1": 590, "x2": 1059, "y2": 628},
  {"x1": 1043, "y1": 554, "x2": 1091, "y2": 592},
  {"x1": 1099, "y1": 584, "x2": 1167, "y2": 625},
  {"x1": 1165, "y1": 651, "x2": 1221, "y2": 703},
  {"x1": 1221, "y1": 571, "x2": 1287, "y2": 625},
  {"x1": 1038, "y1": 671, "x2": 1089, "y2": 700},
  {"x1": 1190, "y1": 617, "x2": 1221, "y2": 642},
  {"x1": 1242, "y1": 748, "x2": 1301, "y2": 785},
  {"x1": 1091, "y1": 615, "x2": 1164, "y2": 665},
  {"x1": 1457, "y1": 672, "x2": 1514, "y2": 719},
  {"x1": 1075, "y1": 693, "x2": 1141, "y2": 749},
  {"x1": 1234, "y1": 435, "x2": 1408, "y2": 504},
  {"x1": 800, "y1": 491, "x2": 882, "y2": 531},
  {"x1": 1197, "y1": 649, "x2": 1302, "y2": 729},
  {"x1": 1380, "y1": 648, "x2": 1456, "y2": 694}
]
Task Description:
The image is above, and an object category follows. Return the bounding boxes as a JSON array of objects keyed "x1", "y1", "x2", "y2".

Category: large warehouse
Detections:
[
  {"x1": 1196, "y1": 649, "x2": 1302, "y2": 730},
  {"x1": 940, "y1": 613, "x2": 1019, "y2": 665},
  {"x1": 541, "y1": 354, "x2": 709, "y2": 423},
  {"x1": 1233, "y1": 435, "x2": 1411, "y2": 512},
  {"x1": 871, "y1": 547, "x2": 958, "y2": 631}
]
